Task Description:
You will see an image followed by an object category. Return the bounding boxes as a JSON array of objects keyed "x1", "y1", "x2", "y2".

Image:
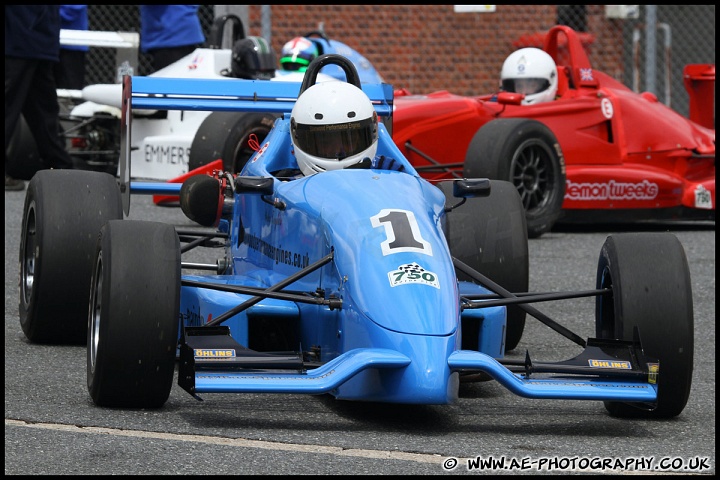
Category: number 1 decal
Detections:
[{"x1": 370, "y1": 209, "x2": 432, "y2": 256}]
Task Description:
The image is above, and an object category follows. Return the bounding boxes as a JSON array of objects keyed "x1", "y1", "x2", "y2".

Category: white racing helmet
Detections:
[
  {"x1": 291, "y1": 81, "x2": 378, "y2": 176},
  {"x1": 500, "y1": 47, "x2": 558, "y2": 105}
]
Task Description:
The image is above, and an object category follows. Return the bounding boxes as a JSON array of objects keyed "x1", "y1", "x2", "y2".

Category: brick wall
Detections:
[{"x1": 245, "y1": 5, "x2": 624, "y2": 96}]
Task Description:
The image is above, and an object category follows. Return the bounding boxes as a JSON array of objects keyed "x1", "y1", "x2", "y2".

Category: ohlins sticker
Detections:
[
  {"x1": 388, "y1": 262, "x2": 439, "y2": 289},
  {"x1": 588, "y1": 359, "x2": 631, "y2": 369},
  {"x1": 565, "y1": 179, "x2": 658, "y2": 201},
  {"x1": 647, "y1": 363, "x2": 659, "y2": 384},
  {"x1": 194, "y1": 349, "x2": 236, "y2": 360}
]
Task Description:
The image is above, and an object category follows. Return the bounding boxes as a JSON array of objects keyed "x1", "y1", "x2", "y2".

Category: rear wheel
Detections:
[
  {"x1": 464, "y1": 118, "x2": 566, "y2": 239},
  {"x1": 87, "y1": 220, "x2": 181, "y2": 408},
  {"x1": 441, "y1": 180, "x2": 529, "y2": 352},
  {"x1": 19, "y1": 170, "x2": 122, "y2": 344},
  {"x1": 596, "y1": 233, "x2": 693, "y2": 418},
  {"x1": 189, "y1": 111, "x2": 280, "y2": 173}
]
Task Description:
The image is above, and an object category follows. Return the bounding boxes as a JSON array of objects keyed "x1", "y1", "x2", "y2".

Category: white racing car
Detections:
[{"x1": 7, "y1": 14, "x2": 384, "y2": 182}]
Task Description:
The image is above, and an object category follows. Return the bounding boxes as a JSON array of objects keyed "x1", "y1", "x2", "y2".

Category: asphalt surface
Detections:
[{"x1": 5, "y1": 186, "x2": 715, "y2": 475}]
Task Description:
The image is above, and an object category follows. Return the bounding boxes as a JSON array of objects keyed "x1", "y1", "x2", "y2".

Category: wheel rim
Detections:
[
  {"x1": 89, "y1": 252, "x2": 103, "y2": 375},
  {"x1": 21, "y1": 205, "x2": 37, "y2": 307},
  {"x1": 510, "y1": 139, "x2": 556, "y2": 214}
]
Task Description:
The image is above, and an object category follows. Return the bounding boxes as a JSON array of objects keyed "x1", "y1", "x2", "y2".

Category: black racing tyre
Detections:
[
  {"x1": 463, "y1": 118, "x2": 566, "y2": 239},
  {"x1": 87, "y1": 220, "x2": 181, "y2": 409},
  {"x1": 189, "y1": 111, "x2": 280, "y2": 173},
  {"x1": 6, "y1": 115, "x2": 44, "y2": 180},
  {"x1": 19, "y1": 170, "x2": 122, "y2": 344},
  {"x1": 595, "y1": 233, "x2": 693, "y2": 419},
  {"x1": 440, "y1": 180, "x2": 529, "y2": 352}
]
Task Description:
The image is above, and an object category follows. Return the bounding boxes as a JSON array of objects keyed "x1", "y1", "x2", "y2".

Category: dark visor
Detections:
[
  {"x1": 502, "y1": 78, "x2": 550, "y2": 95},
  {"x1": 292, "y1": 117, "x2": 376, "y2": 160}
]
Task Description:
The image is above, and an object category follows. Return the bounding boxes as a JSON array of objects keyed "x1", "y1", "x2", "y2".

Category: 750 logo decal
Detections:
[{"x1": 388, "y1": 262, "x2": 439, "y2": 289}]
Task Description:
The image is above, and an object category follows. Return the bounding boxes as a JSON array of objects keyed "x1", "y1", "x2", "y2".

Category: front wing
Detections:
[{"x1": 178, "y1": 324, "x2": 658, "y2": 404}]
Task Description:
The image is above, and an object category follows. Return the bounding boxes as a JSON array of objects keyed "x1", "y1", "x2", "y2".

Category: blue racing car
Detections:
[{"x1": 19, "y1": 54, "x2": 693, "y2": 419}]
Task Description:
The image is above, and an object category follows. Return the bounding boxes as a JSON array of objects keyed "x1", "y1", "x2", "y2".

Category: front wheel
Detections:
[
  {"x1": 464, "y1": 118, "x2": 566, "y2": 239},
  {"x1": 596, "y1": 233, "x2": 694, "y2": 418},
  {"x1": 441, "y1": 180, "x2": 529, "y2": 352},
  {"x1": 189, "y1": 111, "x2": 280, "y2": 173},
  {"x1": 87, "y1": 220, "x2": 181, "y2": 409}
]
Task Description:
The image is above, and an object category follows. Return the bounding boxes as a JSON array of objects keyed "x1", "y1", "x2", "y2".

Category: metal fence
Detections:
[
  {"x1": 82, "y1": 5, "x2": 714, "y2": 120},
  {"x1": 84, "y1": 5, "x2": 215, "y2": 79}
]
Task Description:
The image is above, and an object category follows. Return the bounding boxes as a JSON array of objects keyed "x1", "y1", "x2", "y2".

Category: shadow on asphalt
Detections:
[{"x1": 552, "y1": 220, "x2": 715, "y2": 234}]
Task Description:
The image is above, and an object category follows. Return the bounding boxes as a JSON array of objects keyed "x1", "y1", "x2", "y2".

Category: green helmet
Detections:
[{"x1": 280, "y1": 37, "x2": 319, "y2": 72}]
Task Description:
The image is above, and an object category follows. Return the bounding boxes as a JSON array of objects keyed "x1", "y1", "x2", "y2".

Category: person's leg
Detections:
[
  {"x1": 22, "y1": 60, "x2": 73, "y2": 169},
  {"x1": 54, "y1": 49, "x2": 86, "y2": 90},
  {"x1": 149, "y1": 45, "x2": 198, "y2": 72},
  {"x1": 5, "y1": 57, "x2": 36, "y2": 188},
  {"x1": 5, "y1": 57, "x2": 35, "y2": 153}
]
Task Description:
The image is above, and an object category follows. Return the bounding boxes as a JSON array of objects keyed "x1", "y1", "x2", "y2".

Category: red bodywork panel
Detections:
[{"x1": 392, "y1": 25, "x2": 715, "y2": 217}]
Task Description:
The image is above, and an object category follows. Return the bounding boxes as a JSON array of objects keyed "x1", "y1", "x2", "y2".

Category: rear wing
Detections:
[
  {"x1": 683, "y1": 64, "x2": 715, "y2": 130},
  {"x1": 124, "y1": 75, "x2": 394, "y2": 115},
  {"x1": 119, "y1": 75, "x2": 395, "y2": 215}
]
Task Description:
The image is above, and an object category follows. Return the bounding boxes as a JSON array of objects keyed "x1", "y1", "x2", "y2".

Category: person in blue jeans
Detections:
[
  {"x1": 140, "y1": 5, "x2": 205, "y2": 73},
  {"x1": 55, "y1": 5, "x2": 89, "y2": 90},
  {"x1": 5, "y1": 5, "x2": 73, "y2": 190}
]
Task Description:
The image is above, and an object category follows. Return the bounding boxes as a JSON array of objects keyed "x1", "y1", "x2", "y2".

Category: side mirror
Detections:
[
  {"x1": 453, "y1": 178, "x2": 491, "y2": 198},
  {"x1": 496, "y1": 91, "x2": 524, "y2": 105},
  {"x1": 443, "y1": 178, "x2": 491, "y2": 213},
  {"x1": 180, "y1": 175, "x2": 222, "y2": 227},
  {"x1": 234, "y1": 176, "x2": 274, "y2": 195}
]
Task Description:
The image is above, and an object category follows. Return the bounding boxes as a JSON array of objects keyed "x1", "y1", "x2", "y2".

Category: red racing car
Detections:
[{"x1": 392, "y1": 25, "x2": 715, "y2": 237}]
